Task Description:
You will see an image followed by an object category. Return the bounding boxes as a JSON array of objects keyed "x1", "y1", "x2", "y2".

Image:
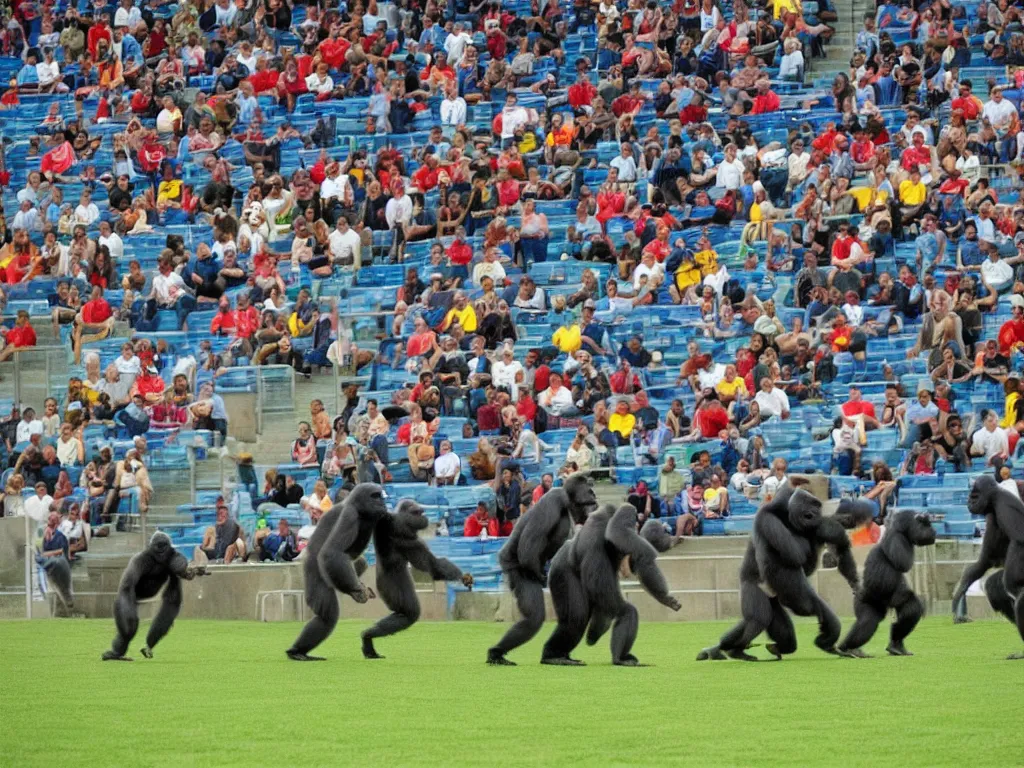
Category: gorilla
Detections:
[
  {"x1": 950, "y1": 475, "x2": 1024, "y2": 658},
  {"x1": 102, "y1": 532, "x2": 206, "y2": 661},
  {"x1": 287, "y1": 483, "x2": 390, "y2": 661},
  {"x1": 42, "y1": 556, "x2": 74, "y2": 614},
  {"x1": 838, "y1": 511, "x2": 935, "y2": 657},
  {"x1": 542, "y1": 505, "x2": 680, "y2": 666},
  {"x1": 362, "y1": 500, "x2": 473, "y2": 659},
  {"x1": 487, "y1": 473, "x2": 598, "y2": 666},
  {"x1": 697, "y1": 482, "x2": 871, "y2": 661}
]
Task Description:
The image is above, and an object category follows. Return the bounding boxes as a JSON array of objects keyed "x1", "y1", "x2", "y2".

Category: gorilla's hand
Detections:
[
  {"x1": 462, "y1": 573, "x2": 474, "y2": 589},
  {"x1": 665, "y1": 596, "x2": 682, "y2": 612},
  {"x1": 362, "y1": 583, "x2": 377, "y2": 600},
  {"x1": 351, "y1": 587, "x2": 370, "y2": 604}
]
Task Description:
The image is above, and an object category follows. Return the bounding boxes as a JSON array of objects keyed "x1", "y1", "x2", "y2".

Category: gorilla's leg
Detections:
[
  {"x1": 1003, "y1": 546, "x2": 1024, "y2": 658},
  {"x1": 951, "y1": 523, "x2": 1004, "y2": 623},
  {"x1": 610, "y1": 602, "x2": 644, "y2": 666},
  {"x1": 887, "y1": 584, "x2": 924, "y2": 656},
  {"x1": 287, "y1": 586, "x2": 339, "y2": 661},
  {"x1": 983, "y1": 569, "x2": 1015, "y2": 623},
  {"x1": 541, "y1": 565, "x2": 589, "y2": 665},
  {"x1": 699, "y1": 581, "x2": 771, "y2": 661},
  {"x1": 102, "y1": 593, "x2": 139, "y2": 661},
  {"x1": 488, "y1": 570, "x2": 545, "y2": 665},
  {"x1": 361, "y1": 570, "x2": 420, "y2": 659},
  {"x1": 140, "y1": 577, "x2": 182, "y2": 659},
  {"x1": 764, "y1": 597, "x2": 798, "y2": 659},
  {"x1": 586, "y1": 611, "x2": 613, "y2": 647},
  {"x1": 775, "y1": 570, "x2": 842, "y2": 655},
  {"x1": 839, "y1": 596, "x2": 885, "y2": 657}
]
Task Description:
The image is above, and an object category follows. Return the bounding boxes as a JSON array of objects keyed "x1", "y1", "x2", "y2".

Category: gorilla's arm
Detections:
[
  {"x1": 951, "y1": 516, "x2": 1008, "y2": 609},
  {"x1": 319, "y1": 508, "x2": 369, "y2": 596},
  {"x1": 169, "y1": 550, "x2": 204, "y2": 580},
  {"x1": 397, "y1": 537, "x2": 464, "y2": 581},
  {"x1": 880, "y1": 529, "x2": 914, "y2": 573},
  {"x1": 756, "y1": 512, "x2": 811, "y2": 568},
  {"x1": 607, "y1": 506, "x2": 680, "y2": 611},
  {"x1": 639, "y1": 519, "x2": 676, "y2": 553},
  {"x1": 815, "y1": 517, "x2": 859, "y2": 590},
  {"x1": 517, "y1": 495, "x2": 566, "y2": 583},
  {"x1": 42, "y1": 557, "x2": 74, "y2": 608},
  {"x1": 833, "y1": 498, "x2": 877, "y2": 530},
  {"x1": 992, "y1": 491, "x2": 1024, "y2": 544}
]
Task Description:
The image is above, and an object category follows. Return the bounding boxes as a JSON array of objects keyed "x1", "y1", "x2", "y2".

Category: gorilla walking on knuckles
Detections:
[
  {"x1": 487, "y1": 474, "x2": 598, "y2": 666},
  {"x1": 542, "y1": 504, "x2": 680, "y2": 666},
  {"x1": 838, "y1": 510, "x2": 935, "y2": 657},
  {"x1": 950, "y1": 475, "x2": 1024, "y2": 658},
  {"x1": 362, "y1": 500, "x2": 473, "y2": 659},
  {"x1": 287, "y1": 484, "x2": 390, "y2": 661},
  {"x1": 102, "y1": 532, "x2": 207, "y2": 661},
  {"x1": 697, "y1": 482, "x2": 871, "y2": 661}
]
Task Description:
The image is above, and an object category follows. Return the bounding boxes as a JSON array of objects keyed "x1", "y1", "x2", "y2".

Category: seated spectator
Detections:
[
  {"x1": 463, "y1": 502, "x2": 499, "y2": 537},
  {"x1": 114, "y1": 393, "x2": 151, "y2": 437},
  {"x1": 495, "y1": 468, "x2": 521, "y2": 535},
  {"x1": 531, "y1": 473, "x2": 554, "y2": 504},
  {"x1": 195, "y1": 501, "x2": 246, "y2": 564},
  {"x1": 257, "y1": 519, "x2": 299, "y2": 562},
  {"x1": 434, "y1": 440, "x2": 462, "y2": 486}
]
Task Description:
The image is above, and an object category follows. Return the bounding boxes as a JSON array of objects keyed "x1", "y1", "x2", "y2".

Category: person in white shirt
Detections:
[
  {"x1": 631, "y1": 250, "x2": 664, "y2": 290},
  {"x1": 98, "y1": 220, "x2": 124, "y2": 262},
  {"x1": 36, "y1": 48, "x2": 62, "y2": 92},
  {"x1": 305, "y1": 61, "x2": 334, "y2": 96},
  {"x1": 17, "y1": 172, "x2": 43, "y2": 205},
  {"x1": 12, "y1": 200, "x2": 42, "y2": 232},
  {"x1": 115, "y1": 342, "x2": 142, "y2": 379},
  {"x1": 754, "y1": 376, "x2": 791, "y2": 419},
  {"x1": 385, "y1": 187, "x2": 413, "y2": 230},
  {"x1": 982, "y1": 86, "x2": 1018, "y2": 139},
  {"x1": 472, "y1": 247, "x2": 507, "y2": 285},
  {"x1": 328, "y1": 216, "x2": 362, "y2": 270},
  {"x1": 609, "y1": 143, "x2": 639, "y2": 182},
  {"x1": 440, "y1": 84, "x2": 467, "y2": 126},
  {"x1": 444, "y1": 22, "x2": 473, "y2": 66},
  {"x1": 697, "y1": 360, "x2": 727, "y2": 391},
  {"x1": 74, "y1": 190, "x2": 100, "y2": 225},
  {"x1": 56, "y1": 422, "x2": 84, "y2": 466},
  {"x1": 715, "y1": 143, "x2": 746, "y2": 190},
  {"x1": 433, "y1": 440, "x2": 462, "y2": 485},
  {"x1": 491, "y1": 346, "x2": 524, "y2": 398},
  {"x1": 16, "y1": 409, "x2": 44, "y2": 444},
  {"x1": 499, "y1": 92, "x2": 530, "y2": 145},
  {"x1": 980, "y1": 245, "x2": 1014, "y2": 290},
  {"x1": 24, "y1": 483, "x2": 55, "y2": 524},
  {"x1": 213, "y1": 0, "x2": 238, "y2": 27},
  {"x1": 538, "y1": 373, "x2": 576, "y2": 415},
  {"x1": 114, "y1": 0, "x2": 143, "y2": 29},
  {"x1": 761, "y1": 458, "x2": 789, "y2": 499},
  {"x1": 970, "y1": 410, "x2": 1009, "y2": 461},
  {"x1": 320, "y1": 163, "x2": 351, "y2": 208}
]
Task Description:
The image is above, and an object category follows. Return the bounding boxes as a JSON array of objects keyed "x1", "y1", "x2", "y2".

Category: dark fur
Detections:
[
  {"x1": 287, "y1": 483, "x2": 389, "y2": 660},
  {"x1": 43, "y1": 556, "x2": 74, "y2": 613},
  {"x1": 839, "y1": 511, "x2": 935, "y2": 655},
  {"x1": 361, "y1": 500, "x2": 465, "y2": 658},
  {"x1": 102, "y1": 532, "x2": 200, "y2": 660},
  {"x1": 700, "y1": 485, "x2": 869, "y2": 660},
  {"x1": 951, "y1": 476, "x2": 1024, "y2": 654},
  {"x1": 487, "y1": 474, "x2": 598, "y2": 664},
  {"x1": 543, "y1": 505, "x2": 680, "y2": 665}
]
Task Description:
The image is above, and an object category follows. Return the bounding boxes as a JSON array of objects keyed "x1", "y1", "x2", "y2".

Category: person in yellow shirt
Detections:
[
  {"x1": 670, "y1": 250, "x2": 702, "y2": 304},
  {"x1": 773, "y1": 0, "x2": 801, "y2": 20},
  {"x1": 715, "y1": 363, "x2": 748, "y2": 405},
  {"x1": 898, "y1": 168, "x2": 927, "y2": 225},
  {"x1": 552, "y1": 323, "x2": 582, "y2": 354},
  {"x1": 846, "y1": 185, "x2": 888, "y2": 212},
  {"x1": 443, "y1": 291, "x2": 478, "y2": 332},
  {"x1": 608, "y1": 398, "x2": 637, "y2": 444},
  {"x1": 544, "y1": 112, "x2": 575, "y2": 163},
  {"x1": 693, "y1": 235, "x2": 719, "y2": 277},
  {"x1": 1001, "y1": 376, "x2": 1021, "y2": 429}
]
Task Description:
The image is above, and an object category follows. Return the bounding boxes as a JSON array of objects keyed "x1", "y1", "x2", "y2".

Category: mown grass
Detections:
[{"x1": 2, "y1": 617, "x2": 1023, "y2": 767}]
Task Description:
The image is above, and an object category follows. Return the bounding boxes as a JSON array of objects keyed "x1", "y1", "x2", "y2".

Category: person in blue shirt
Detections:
[
  {"x1": 619, "y1": 335, "x2": 653, "y2": 368},
  {"x1": 579, "y1": 301, "x2": 608, "y2": 356},
  {"x1": 40, "y1": 512, "x2": 69, "y2": 561},
  {"x1": 259, "y1": 519, "x2": 298, "y2": 562},
  {"x1": 956, "y1": 221, "x2": 984, "y2": 268}
]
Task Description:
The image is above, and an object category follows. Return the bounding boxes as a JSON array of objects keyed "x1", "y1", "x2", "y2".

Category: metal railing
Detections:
[{"x1": 0, "y1": 345, "x2": 68, "y2": 409}]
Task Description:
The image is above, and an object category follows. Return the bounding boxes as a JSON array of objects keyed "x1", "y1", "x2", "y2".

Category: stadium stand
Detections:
[{"x1": 0, "y1": 0, "x2": 1017, "y2": 604}]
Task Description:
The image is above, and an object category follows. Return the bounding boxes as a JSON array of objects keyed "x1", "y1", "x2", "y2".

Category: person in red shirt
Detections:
[
  {"x1": 851, "y1": 128, "x2": 876, "y2": 172},
  {"x1": 950, "y1": 83, "x2": 982, "y2": 120},
  {"x1": 900, "y1": 132, "x2": 931, "y2": 173},
  {"x1": 463, "y1": 502, "x2": 499, "y2": 537},
  {"x1": 210, "y1": 295, "x2": 237, "y2": 336},
  {"x1": 750, "y1": 78, "x2": 781, "y2": 114},
  {"x1": 531, "y1": 473, "x2": 554, "y2": 503},
  {"x1": 1, "y1": 78, "x2": 19, "y2": 107},
  {"x1": 568, "y1": 73, "x2": 597, "y2": 109},
  {"x1": 642, "y1": 224, "x2": 671, "y2": 263},
  {"x1": 87, "y1": 13, "x2": 112, "y2": 59},
  {"x1": 133, "y1": 365, "x2": 167, "y2": 405},
  {"x1": 0, "y1": 310, "x2": 36, "y2": 361},
  {"x1": 611, "y1": 81, "x2": 646, "y2": 117},
  {"x1": 830, "y1": 222, "x2": 853, "y2": 263},
  {"x1": 999, "y1": 301, "x2": 1024, "y2": 355},
  {"x1": 446, "y1": 228, "x2": 473, "y2": 279},
  {"x1": 72, "y1": 285, "x2": 114, "y2": 364},
  {"x1": 412, "y1": 151, "x2": 441, "y2": 192},
  {"x1": 694, "y1": 392, "x2": 729, "y2": 438},
  {"x1": 840, "y1": 383, "x2": 881, "y2": 429},
  {"x1": 811, "y1": 122, "x2": 839, "y2": 154}
]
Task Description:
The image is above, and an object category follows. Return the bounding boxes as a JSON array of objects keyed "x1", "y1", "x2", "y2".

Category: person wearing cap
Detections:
[
  {"x1": 131, "y1": 363, "x2": 166, "y2": 406},
  {"x1": 196, "y1": 501, "x2": 246, "y2": 564}
]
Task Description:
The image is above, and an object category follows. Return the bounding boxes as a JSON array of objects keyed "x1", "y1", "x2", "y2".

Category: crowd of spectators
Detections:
[{"x1": 3, "y1": 0, "x2": 1024, "y2": 572}]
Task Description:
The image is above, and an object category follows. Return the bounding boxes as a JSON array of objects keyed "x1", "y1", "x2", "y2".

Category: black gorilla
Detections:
[
  {"x1": 838, "y1": 510, "x2": 936, "y2": 657},
  {"x1": 102, "y1": 532, "x2": 205, "y2": 661},
  {"x1": 42, "y1": 557, "x2": 74, "y2": 614},
  {"x1": 487, "y1": 474, "x2": 598, "y2": 666},
  {"x1": 287, "y1": 483, "x2": 390, "y2": 661},
  {"x1": 697, "y1": 482, "x2": 871, "y2": 661},
  {"x1": 542, "y1": 505, "x2": 680, "y2": 666},
  {"x1": 362, "y1": 500, "x2": 473, "y2": 659},
  {"x1": 950, "y1": 475, "x2": 1024, "y2": 658}
]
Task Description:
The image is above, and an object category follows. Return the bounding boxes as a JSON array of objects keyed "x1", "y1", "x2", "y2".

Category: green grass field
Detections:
[{"x1": 3, "y1": 617, "x2": 1024, "y2": 767}]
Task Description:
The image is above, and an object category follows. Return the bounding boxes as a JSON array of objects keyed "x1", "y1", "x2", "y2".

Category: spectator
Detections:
[
  {"x1": 495, "y1": 468, "x2": 521, "y2": 535},
  {"x1": 196, "y1": 501, "x2": 246, "y2": 564},
  {"x1": 464, "y1": 502, "x2": 499, "y2": 538}
]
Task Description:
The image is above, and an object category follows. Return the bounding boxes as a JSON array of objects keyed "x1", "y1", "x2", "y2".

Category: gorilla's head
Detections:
[
  {"x1": 833, "y1": 497, "x2": 876, "y2": 530},
  {"x1": 968, "y1": 475, "x2": 998, "y2": 516},
  {"x1": 787, "y1": 489, "x2": 823, "y2": 533},
  {"x1": 348, "y1": 483, "x2": 390, "y2": 520},
  {"x1": 889, "y1": 510, "x2": 937, "y2": 546},
  {"x1": 564, "y1": 474, "x2": 598, "y2": 525},
  {"x1": 148, "y1": 531, "x2": 175, "y2": 564},
  {"x1": 640, "y1": 519, "x2": 676, "y2": 553},
  {"x1": 393, "y1": 499, "x2": 429, "y2": 535}
]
